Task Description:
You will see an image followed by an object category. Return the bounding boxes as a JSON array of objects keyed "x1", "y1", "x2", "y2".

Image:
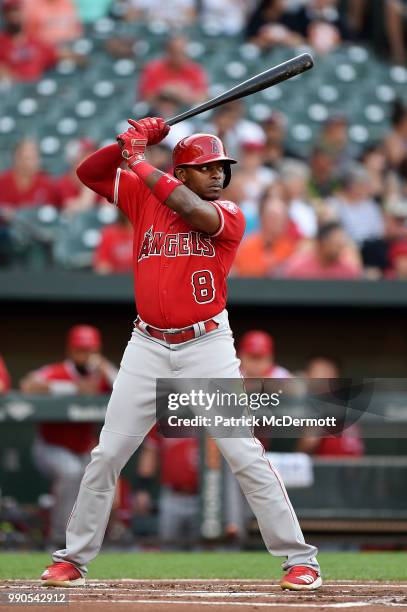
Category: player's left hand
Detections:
[
  {"x1": 130, "y1": 117, "x2": 170, "y2": 145},
  {"x1": 116, "y1": 124, "x2": 147, "y2": 162}
]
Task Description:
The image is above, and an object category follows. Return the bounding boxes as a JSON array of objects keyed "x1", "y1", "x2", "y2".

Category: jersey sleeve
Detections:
[
  {"x1": 34, "y1": 365, "x2": 56, "y2": 381},
  {"x1": 112, "y1": 168, "x2": 149, "y2": 224},
  {"x1": 208, "y1": 200, "x2": 246, "y2": 244}
]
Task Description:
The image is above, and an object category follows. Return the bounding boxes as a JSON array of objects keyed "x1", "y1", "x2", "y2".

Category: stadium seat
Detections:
[
  {"x1": 9, "y1": 205, "x2": 62, "y2": 268},
  {"x1": 53, "y1": 206, "x2": 118, "y2": 269}
]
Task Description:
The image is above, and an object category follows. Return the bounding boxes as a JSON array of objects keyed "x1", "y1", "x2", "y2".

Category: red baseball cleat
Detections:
[
  {"x1": 280, "y1": 565, "x2": 322, "y2": 591},
  {"x1": 40, "y1": 562, "x2": 85, "y2": 587}
]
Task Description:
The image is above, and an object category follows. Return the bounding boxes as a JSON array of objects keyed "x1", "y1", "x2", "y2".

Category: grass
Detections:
[{"x1": 1, "y1": 551, "x2": 407, "y2": 581}]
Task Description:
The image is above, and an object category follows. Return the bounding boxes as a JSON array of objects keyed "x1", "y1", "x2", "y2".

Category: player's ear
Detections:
[{"x1": 174, "y1": 167, "x2": 186, "y2": 183}]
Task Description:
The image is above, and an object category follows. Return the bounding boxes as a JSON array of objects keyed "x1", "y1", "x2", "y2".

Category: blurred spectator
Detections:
[
  {"x1": 280, "y1": 159, "x2": 318, "y2": 238},
  {"x1": 308, "y1": 147, "x2": 339, "y2": 199},
  {"x1": 0, "y1": 139, "x2": 59, "y2": 216},
  {"x1": 134, "y1": 425, "x2": 200, "y2": 548},
  {"x1": 0, "y1": 0, "x2": 58, "y2": 83},
  {"x1": 304, "y1": 355, "x2": 340, "y2": 379},
  {"x1": 203, "y1": 101, "x2": 265, "y2": 160},
  {"x1": 346, "y1": 0, "x2": 369, "y2": 40},
  {"x1": 246, "y1": 0, "x2": 305, "y2": 48},
  {"x1": 283, "y1": 222, "x2": 362, "y2": 279},
  {"x1": 384, "y1": 196, "x2": 407, "y2": 242},
  {"x1": 234, "y1": 190, "x2": 303, "y2": 277},
  {"x1": 56, "y1": 139, "x2": 101, "y2": 214},
  {"x1": 199, "y1": 0, "x2": 255, "y2": 35},
  {"x1": 123, "y1": 0, "x2": 196, "y2": 27},
  {"x1": 20, "y1": 325, "x2": 118, "y2": 548},
  {"x1": 386, "y1": 240, "x2": 407, "y2": 279},
  {"x1": 262, "y1": 112, "x2": 292, "y2": 169},
  {"x1": 296, "y1": 356, "x2": 365, "y2": 457},
  {"x1": 93, "y1": 213, "x2": 133, "y2": 274},
  {"x1": 246, "y1": 0, "x2": 346, "y2": 53},
  {"x1": 383, "y1": 100, "x2": 407, "y2": 171},
  {"x1": 238, "y1": 330, "x2": 291, "y2": 378},
  {"x1": 385, "y1": 0, "x2": 407, "y2": 64},
  {"x1": 146, "y1": 91, "x2": 194, "y2": 149},
  {"x1": 329, "y1": 165, "x2": 385, "y2": 246},
  {"x1": 146, "y1": 142, "x2": 173, "y2": 171},
  {"x1": 317, "y1": 114, "x2": 355, "y2": 174},
  {"x1": 360, "y1": 143, "x2": 388, "y2": 201},
  {"x1": 138, "y1": 35, "x2": 208, "y2": 104},
  {"x1": 73, "y1": 0, "x2": 113, "y2": 24},
  {"x1": 23, "y1": 0, "x2": 83, "y2": 48},
  {"x1": 0, "y1": 354, "x2": 11, "y2": 394},
  {"x1": 224, "y1": 141, "x2": 275, "y2": 234}
]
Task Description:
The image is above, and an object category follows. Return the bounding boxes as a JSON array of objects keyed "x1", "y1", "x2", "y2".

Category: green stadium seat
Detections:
[
  {"x1": 56, "y1": 117, "x2": 79, "y2": 137},
  {"x1": 317, "y1": 85, "x2": 339, "y2": 104},
  {"x1": 113, "y1": 59, "x2": 137, "y2": 78},
  {"x1": 307, "y1": 103, "x2": 329, "y2": 123},
  {"x1": 53, "y1": 205, "x2": 118, "y2": 269},
  {"x1": 9, "y1": 205, "x2": 62, "y2": 268}
]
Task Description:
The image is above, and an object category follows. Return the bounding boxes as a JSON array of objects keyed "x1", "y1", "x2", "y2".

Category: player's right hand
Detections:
[
  {"x1": 116, "y1": 123, "x2": 147, "y2": 162},
  {"x1": 128, "y1": 117, "x2": 170, "y2": 145}
]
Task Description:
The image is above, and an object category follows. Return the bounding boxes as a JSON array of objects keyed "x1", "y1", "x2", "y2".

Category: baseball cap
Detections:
[
  {"x1": 67, "y1": 325, "x2": 101, "y2": 351},
  {"x1": 239, "y1": 331, "x2": 274, "y2": 356}
]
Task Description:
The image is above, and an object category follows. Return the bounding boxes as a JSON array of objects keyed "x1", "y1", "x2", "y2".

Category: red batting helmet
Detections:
[
  {"x1": 173, "y1": 134, "x2": 237, "y2": 188},
  {"x1": 67, "y1": 325, "x2": 101, "y2": 351},
  {"x1": 239, "y1": 331, "x2": 274, "y2": 356}
]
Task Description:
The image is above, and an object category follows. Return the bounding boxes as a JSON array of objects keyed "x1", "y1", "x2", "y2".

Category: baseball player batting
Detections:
[{"x1": 40, "y1": 118, "x2": 322, "y2": 591}]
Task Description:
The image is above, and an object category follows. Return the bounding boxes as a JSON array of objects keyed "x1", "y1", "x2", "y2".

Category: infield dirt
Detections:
[{"x1": 1, "y1": 579, "x2": 407, "y2": 611}]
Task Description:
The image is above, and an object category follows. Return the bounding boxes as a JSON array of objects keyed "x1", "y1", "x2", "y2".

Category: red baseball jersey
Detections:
[
  {"x1": 113, "y1": 169, "x2": 246, "y2": 328},
  {"x1": 314, "y1": 425, "x2": 365, "y2": 457},
  {"x1": 146, "y1": 425, "x2": 199, "y2": 494},
  {"x1": 34, "y1": 360, "x2": 112, "y2": 454},
  {"x1": 93, "y1": 223, "x2": 133, "y2": 273},
  {"x1": 0, "y1": 170, "x2": 59, "y2": 208},
  {"x1": 0, "y1": 33, "x2": 57, "y2": 82}
]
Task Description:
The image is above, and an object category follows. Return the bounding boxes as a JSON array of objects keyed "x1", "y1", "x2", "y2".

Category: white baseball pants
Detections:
[{"x1": 53, "y1": 310, "x2": 319, "y2": 576}]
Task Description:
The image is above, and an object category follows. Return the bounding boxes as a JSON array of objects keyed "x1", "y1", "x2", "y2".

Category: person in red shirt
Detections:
[
  {"x1": 0, "y1": 0, "x2": 57, "y2": 83},
  {"x1": 238, "y1": 330, "x2": 291, "y2": 379},
  {"x1": 0, "y1": 139, "x2": 59, "y2": 214},
  {"x1": 283, "y1": 222, "x2": 362, "y2": 280},
  {"x1": 0, "y1": 355, "x2": 11, "y2": 394},
  {"x1": 296, "y1": 356, "x2": 365, "y2": 457},
  {"x1": 41, "y1": 118, "x2": 321, "y2": 591},
  {"x1": 23, "y1": 0, "x2": 82, "y2": 49},
  {"x1": 234, "y1": 191, "x2": 304, "y2": 277},
  {"x1": 134, "y1": 425, "x2": 199, "y2": 548},
  {"x1": 386, "y1": 240, "x2": 407, "y2": 279},
  {"x1": 20, "y1": 325, "x2": 118, "y2": 548},
  {"x1": 93, "y1": 213, "x2": 133, "y2": 274},
  {"x1": 138, "y1": 35, "x2": 208, "y2": 105}
]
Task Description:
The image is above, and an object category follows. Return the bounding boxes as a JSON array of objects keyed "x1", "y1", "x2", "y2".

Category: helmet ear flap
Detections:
[{"x1": 223, "y1": 163, "x2": 232, "y2": 188}]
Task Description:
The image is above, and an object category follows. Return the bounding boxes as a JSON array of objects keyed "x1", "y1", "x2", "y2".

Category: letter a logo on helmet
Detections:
[
  {"x1": 173, "y1": 133, "x2": 237, "y2": 188},
  {"x1": 211, "y1": 138, "x2": 220, "y2": 155}
]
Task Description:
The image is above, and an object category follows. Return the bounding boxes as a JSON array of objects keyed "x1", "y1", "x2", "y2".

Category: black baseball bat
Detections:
[{"x1": 167, "y1": 52, "x2": 314, "y2": 127}]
